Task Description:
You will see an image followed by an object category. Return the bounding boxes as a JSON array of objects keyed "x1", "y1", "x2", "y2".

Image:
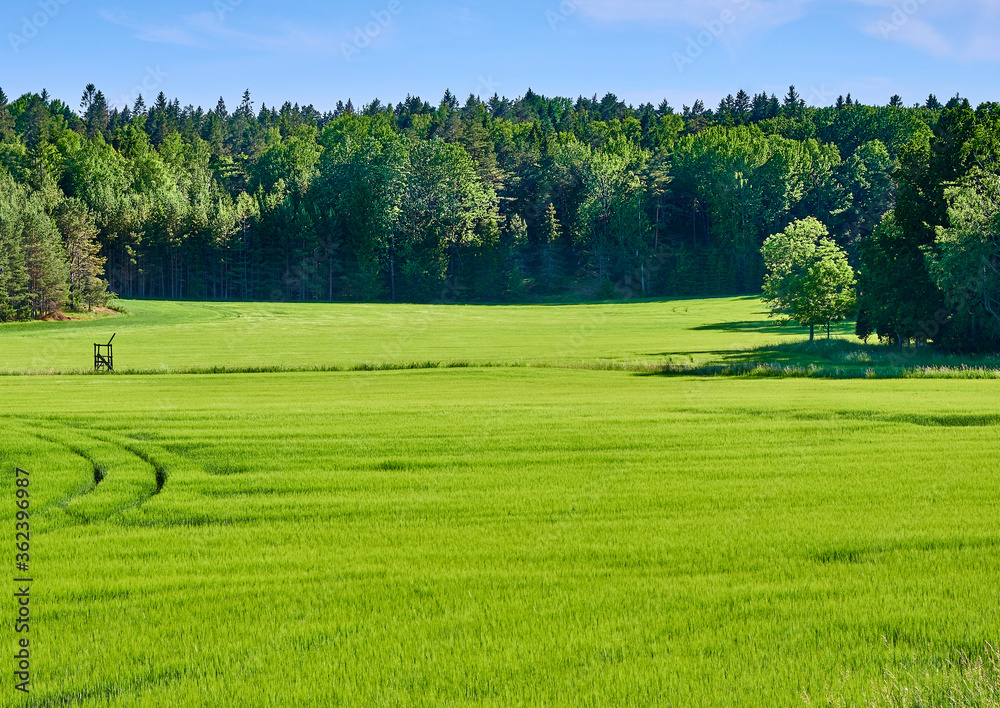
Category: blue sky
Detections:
[{"x1": 2, "y1": 0, "x2": 999, "y2": 113}]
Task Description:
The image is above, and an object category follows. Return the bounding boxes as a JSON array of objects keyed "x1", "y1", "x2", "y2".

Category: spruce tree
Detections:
[
  {"x1": 783, "y1": 85, "x2": 803, "y2": 117},
  {"x1": 85, "y1": 90, "x2": 110, "y2": 138}
]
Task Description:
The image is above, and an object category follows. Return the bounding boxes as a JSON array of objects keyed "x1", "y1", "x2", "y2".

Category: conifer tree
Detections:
[
  {"x1": 537, "y1": 202, "x2": 564, "y2": 292},
  {"x1": 0, "y1": 87, "x2": 12, "y2": 140},
  {"x1": 56, "y1": 199, "x2": 108, "y2": 311}
]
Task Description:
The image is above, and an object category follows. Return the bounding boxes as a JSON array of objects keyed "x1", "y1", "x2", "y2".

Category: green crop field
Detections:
[{"x1": 2, "y1": 299, "x2": 998, "y2": 707}]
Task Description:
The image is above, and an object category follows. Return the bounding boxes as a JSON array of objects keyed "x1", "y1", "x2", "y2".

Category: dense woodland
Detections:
[{"x1": 0, "y1": 84, "x2": 998, "y2": 349}]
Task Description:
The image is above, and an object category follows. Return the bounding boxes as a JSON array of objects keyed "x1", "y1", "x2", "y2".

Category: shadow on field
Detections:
[
  {"x1": 644, "y1": 349, "x2": 744, "y2": 358},
  {"x1": 643, "y1": 337, "x2": 1000, "y2": 379},
  {"x1": 690, "y1": 320, "x2": 793, "y2": 334}
]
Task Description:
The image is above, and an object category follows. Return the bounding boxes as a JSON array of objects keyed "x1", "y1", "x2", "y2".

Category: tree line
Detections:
[{"x1": 0, "y1": 84, "x2": 997, "y2": 349}]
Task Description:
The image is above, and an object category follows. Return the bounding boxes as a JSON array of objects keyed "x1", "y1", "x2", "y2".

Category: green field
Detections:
[
  {"x1": 0, "y1": 297, "x2": 857, "y2": 374},
  {"x1": 2, "y1": 299, "x2": 998, "y2": 707}
]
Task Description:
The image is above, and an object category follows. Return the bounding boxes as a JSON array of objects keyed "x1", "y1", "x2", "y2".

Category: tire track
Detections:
[{"x1": 6, "y1": 419, "x2": 167, "y2": 528}]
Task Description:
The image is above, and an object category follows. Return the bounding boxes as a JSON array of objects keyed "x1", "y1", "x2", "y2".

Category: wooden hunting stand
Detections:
[{"x1": 94, "y1": 334, "x2": 115, "y2": 372}]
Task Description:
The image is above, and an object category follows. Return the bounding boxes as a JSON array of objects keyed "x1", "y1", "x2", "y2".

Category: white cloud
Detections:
[
  {"x1": 864, "y1": 16, "x2": 951, "y2": 58},
  {"x1": 576, "y1": 0, "x2": 813, "y2": 28},
  {"x1": 858, "y1": 0, "x2": 1000, "y2": 62},
  {"x1": 574, "y1": 0, "x2": 1000, "y2": 62},
  {"x1": 100, "y1": 10, "x2": 204, "y2": 47},
  {"x1": 99, "y1": 8, "x2": 356, "y2": 56}
]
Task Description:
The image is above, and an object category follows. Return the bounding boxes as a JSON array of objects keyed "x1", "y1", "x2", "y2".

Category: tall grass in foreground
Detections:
[{"x1": 805, "y1": 644, "x2": 1000, "y2": 707}]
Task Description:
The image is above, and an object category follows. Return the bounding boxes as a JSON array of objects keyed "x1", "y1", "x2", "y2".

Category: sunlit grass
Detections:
[
  {"x1": 2, "y1": 371, "x2": 999, "y2": 706},
  {"x1": 1, "y1": 298, "x2": 997, "y2": 706},
  {"x1": 0, "y1": 296, "x2": 851, "y2": 375}
]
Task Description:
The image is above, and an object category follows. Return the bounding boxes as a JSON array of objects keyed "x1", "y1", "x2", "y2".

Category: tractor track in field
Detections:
[
  {"x1": 52, "y1": 425, "x2": 172, "y2": 509},
  {"x1": 5, "y1": 418, "x2": 170, "y2": 526},
  {"x1": 6, "y1": 422, "x2": 106, "y2": 516}
]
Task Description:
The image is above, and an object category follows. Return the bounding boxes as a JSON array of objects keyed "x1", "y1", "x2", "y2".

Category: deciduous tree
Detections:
[{"x1": 762, "y1": 217, "x2": 856, "y2": 340}]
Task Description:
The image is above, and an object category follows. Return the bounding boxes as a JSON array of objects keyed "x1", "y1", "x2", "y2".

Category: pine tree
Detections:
[
  {"x1": 24, "y1": 95, "x2": 50, "y2": 188},
  {"x1": 537, "y1": 203, "x2": 564, "y2": 292},
  {"x1": 20, "y1": 205, "x2": 68, "y2": 318},
  {"x1": 0, "y1": 177, "x2": 29, "y2": 321},
  {"x1": 0, "y1": 229, "x2": 27, "y2": 321},
  {"x1": 0, "y1": 87, "x2": 12, "y2": 140},
  {"x1": 501, "y1": 214, "x2": 528, "y2": 297},
  {"x1": 56, "y1": 199, "x2": 108, "y2": 311},
  {"x1": 80, "y1": 83, "x2": 96, "y2": 113},
  {"x1": 237, "y1": 89, "x2": 253, "y2": 118}
]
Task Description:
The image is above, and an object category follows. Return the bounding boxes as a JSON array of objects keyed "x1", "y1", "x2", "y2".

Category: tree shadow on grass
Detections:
[
  {"x1": 643, "y1": 336, "x2": 1000, "y2": 378},
  {"x1": 644, "y1": 338, "x2": 872, "y2": 373},
  {"x1": 718, "y1": 345, "x2": 819, "y2": 366},
  {"x1": 690, "y1": 320, "x2": 796, "y2": 335},
  {"x1": 644, "y1": 349, "x2": 755, "y2": 358},
  {"x1": 690, "y1": 319, "x2": 857, "y2": 337}
]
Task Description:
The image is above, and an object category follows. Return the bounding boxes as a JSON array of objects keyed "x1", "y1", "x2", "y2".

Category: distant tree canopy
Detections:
[{"x1": 0, "y1": 84, "x2": 998, "y2": 349}]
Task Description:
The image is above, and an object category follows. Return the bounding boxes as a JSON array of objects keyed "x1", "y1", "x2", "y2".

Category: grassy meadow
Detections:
[
  {"x1": 1, "y1": 298, "x2": 998, "y2": 706},
  {"x1": 0, "y1": 296, "x2": 855, "y2": 374}
]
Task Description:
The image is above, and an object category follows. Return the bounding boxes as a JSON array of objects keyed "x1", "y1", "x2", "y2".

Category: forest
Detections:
[{"x1": 0, "y1": 84, "x2": 998, "y2": 350}]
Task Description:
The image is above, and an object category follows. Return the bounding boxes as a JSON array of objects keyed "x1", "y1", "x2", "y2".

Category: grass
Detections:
[
  {"x1": 0, "y1": 296, "x2": 858, "y2": 375},
  {"x1": 1, "y1": 298, "x2": 998, "y2": 706},
  {"x1": 3, "y1": 297, "x2": 995, "y2": 379},
  {"x1": 805, "y1": 644, "x2": 1000, "y2": 707}
]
